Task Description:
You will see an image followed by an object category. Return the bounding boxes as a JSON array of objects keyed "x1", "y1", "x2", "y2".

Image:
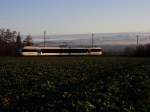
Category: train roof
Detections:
[
  {"x1": 23, "y1": 46, "x2": 60, "y2": 49},
  {"x1": 22, "y1": 46, "x2": 102, "y2": 49}
]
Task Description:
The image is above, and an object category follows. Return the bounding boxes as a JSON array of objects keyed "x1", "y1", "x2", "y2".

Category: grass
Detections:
[{"x1": 0, "y1": 56, "x2": 150, "y2": 112}]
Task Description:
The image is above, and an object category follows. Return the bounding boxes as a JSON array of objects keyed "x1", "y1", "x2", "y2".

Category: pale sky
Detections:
[{"x1": 0, "y1": 0, "x2": 150, "y2": 35}]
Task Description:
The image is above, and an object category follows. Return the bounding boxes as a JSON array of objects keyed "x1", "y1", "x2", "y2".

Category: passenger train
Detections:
[{"x1": 21, "y1": 46, "x2": 102, "y2": 56}]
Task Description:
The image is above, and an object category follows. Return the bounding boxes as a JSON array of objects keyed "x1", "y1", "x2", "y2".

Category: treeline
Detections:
[
  {"x1": 104, "y1": 44, "x2": 150, "y2": 57},
  {"x1": 123, "y1": 44, "x2": 150, "y2": 57},
  {"x1": 0, "y1": 28, "x2": 33, "y2": 56},
  {"x1": 132, "y1": 44, "x2": 150, "y2": 57}
]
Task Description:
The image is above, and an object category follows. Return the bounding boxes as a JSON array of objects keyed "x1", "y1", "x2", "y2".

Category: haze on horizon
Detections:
[{"x1": 1, "y1": 0, "x2": 150, "y2": 35}]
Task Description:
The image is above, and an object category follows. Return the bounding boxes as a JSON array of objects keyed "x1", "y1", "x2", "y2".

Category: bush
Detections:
[{"x1": 124, "y1": 44, "x2": 150, "y2": 57}]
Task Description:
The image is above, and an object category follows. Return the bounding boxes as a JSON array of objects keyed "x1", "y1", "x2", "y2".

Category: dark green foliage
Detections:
[{"x1": 0, "y1": 57, "x2": 150, "y2": 112}]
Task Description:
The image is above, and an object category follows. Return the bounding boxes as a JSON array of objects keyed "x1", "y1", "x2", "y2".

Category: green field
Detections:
[{"x1": 0, "y1": 57, "x2": 150, "y2": 112}]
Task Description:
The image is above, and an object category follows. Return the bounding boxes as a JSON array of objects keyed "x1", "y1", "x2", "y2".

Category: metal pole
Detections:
[
  {"x1": 44, "y1": 31, "x2": 46, "y2": 47},
  {"x1": 137, "y1": 35, "x2": 139, "y2": 47},
  {"x1": 92, "y1": 33, "x2": 94, "y2": 48}
]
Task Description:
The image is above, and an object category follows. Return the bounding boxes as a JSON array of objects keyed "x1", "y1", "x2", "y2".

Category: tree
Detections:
[
  {"x1": 16, "y1": 32, "x2": 22, "y2": 48},
  {"x1": 0, "y1": 28, "x2": 17, "y2": 56},
  {"x1": 143, "y1": 44, "x2": 150, "y2": 56},
  {"x1": 23, "y1": 35, "x2": 33, "y2": 46},
  {"x1": 136, "y1": 45, "x2": 145, "y2": 57}
]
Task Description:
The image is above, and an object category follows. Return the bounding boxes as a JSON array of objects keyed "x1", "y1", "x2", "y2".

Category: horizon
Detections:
[{"x1": 20, "y1": 31, "x2": 150, "y2": 36}]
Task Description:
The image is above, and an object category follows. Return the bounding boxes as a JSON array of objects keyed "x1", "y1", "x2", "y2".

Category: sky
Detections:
[{"x1": 0, "y1": 0, "x2": 150, "y2": 35}]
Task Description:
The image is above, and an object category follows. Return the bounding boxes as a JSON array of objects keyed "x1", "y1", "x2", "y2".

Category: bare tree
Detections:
[
  {"x1": 0, "y1": 28, "x2": 17, "y2": 56},
  {"x1": 23, "y1": 35, "x2": 33, "y2": 46},
  {"x1": 16, "y1": 32, "x2": 22, "y2": 48}
]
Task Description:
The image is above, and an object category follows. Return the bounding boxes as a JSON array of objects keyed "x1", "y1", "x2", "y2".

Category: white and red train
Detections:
[{"x1": 21, "y1": 46, "x2": 102, "y2": 56}]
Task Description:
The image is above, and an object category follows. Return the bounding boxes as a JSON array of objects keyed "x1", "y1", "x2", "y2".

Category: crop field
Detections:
[{"x1": 0, "y1": 57, "x2": 150, "y2": 112}]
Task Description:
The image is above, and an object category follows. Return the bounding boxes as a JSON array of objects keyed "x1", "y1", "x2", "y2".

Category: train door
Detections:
[{"x1": 37, "y1": 48, "x2": 42, "y2": 56}]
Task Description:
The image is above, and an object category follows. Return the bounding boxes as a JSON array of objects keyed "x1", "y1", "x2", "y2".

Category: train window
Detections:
[
  {"x1": 60, "y1": 49, "x2": 69, "y2": 53},
  {"x1": 41, "y1": 49, "x2": 89, "y2": 53},
  {"x1": 90, "y1": 49, "x2": 101, "y2": 52},
  {"x1": 22, "y1": 49, "x2": 37, "y2": 52},
  {"x1": 41, "y1": 49, "x2": 61, "y2": 53},
  {"x1": 61, "y1": 49, "x2": 88, "y2": 53},
  {"x1": 71, "y1": 49, "x2": 88, "y2": 53}
]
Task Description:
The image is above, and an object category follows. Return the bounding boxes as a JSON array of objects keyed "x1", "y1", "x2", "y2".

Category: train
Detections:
[{"x1": 21, "y1": 46, "x2": 102, "y2": 56}]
